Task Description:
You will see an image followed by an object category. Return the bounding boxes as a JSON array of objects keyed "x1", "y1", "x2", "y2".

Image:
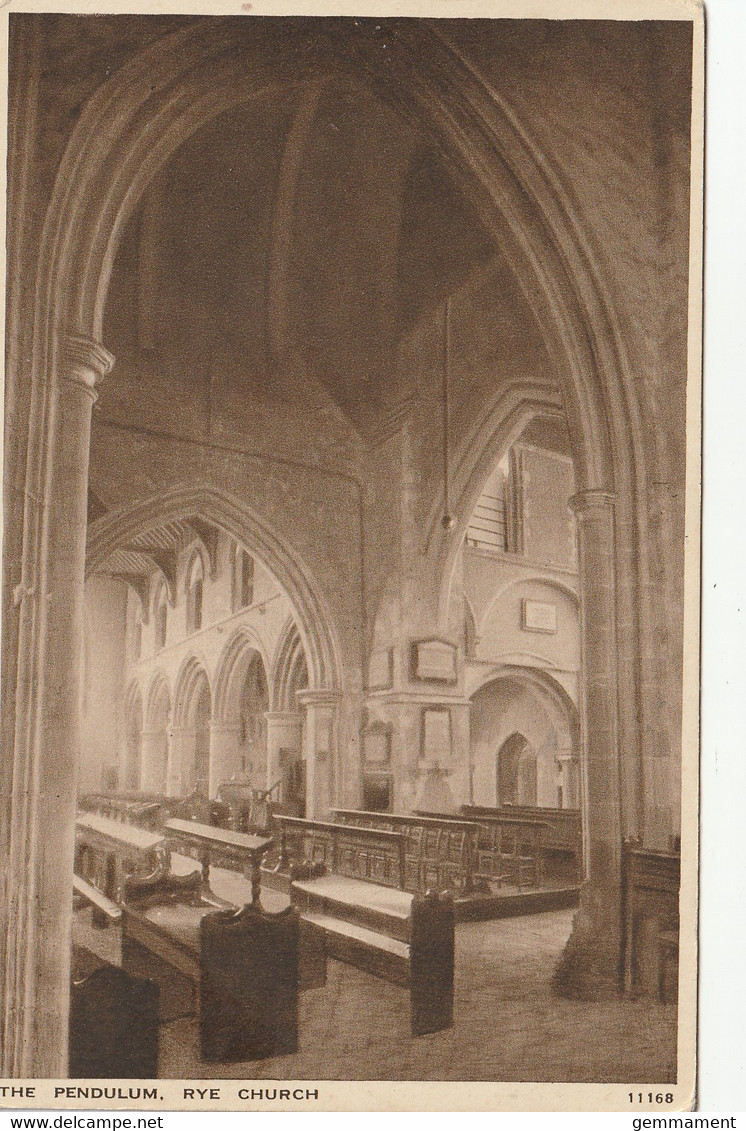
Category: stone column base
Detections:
[{"x1": 552, "y1": 887, "x2": 623, "y2": 1000}]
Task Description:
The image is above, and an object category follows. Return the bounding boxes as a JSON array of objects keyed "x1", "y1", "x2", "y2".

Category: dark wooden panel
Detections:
[
  {"x1": 69, "y1": 950, "x2": 159, "y2": 1078},
  {"x1": 200, "y1": 904, "x2": 299, "y2": 1062},
  {"x1": 409, "y1": 893, "x2": 455, "y2": 1036}
]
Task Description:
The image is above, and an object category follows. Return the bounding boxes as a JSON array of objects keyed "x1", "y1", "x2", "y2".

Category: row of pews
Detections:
[
  {"x1": 70, "y1": 793, "x2": 678, "y2": 1077},
  {"x1": 275, "y1": 806, "x2": 566, "y2": 895},
  {"x1": 81, "y1": 783, "x2": 279, "y2": 835},
  {"x1": 73, "y1": 813, "x2": 292, "y2": 1072}
]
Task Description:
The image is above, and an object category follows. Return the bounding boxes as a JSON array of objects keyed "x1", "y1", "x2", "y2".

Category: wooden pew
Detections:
[
  {"x1": 331, "y1": 809, "x2": 482, "y2": 895},
  {"x1": 121, "y1": 822, "x2": 301, "y2": 1061},
  {"x1": 75, "y1": 812, "x2": 171, "y2": 907},
  {"x1": 275, "y1": 815, "x2": 406, "y2": 888},
  {"x1": 69, "y1": 946, "x2": 159, "y2": 1078},
  {"x1": 446, "y1": 808, "x2": 547, "y2": 889},
  {"x1": 80, "y1": 793, "x2": 167, "y2": 830},
  {"x1": 171, "y1": 789, "x2": 232, "y2": 830},
  {"x1": 277, "y1": 816, "x2": 455, "y2": 1036},
  {"x1": 461, "y1": 803, "x2": 583, "y2": 878},
  {"x1": 623, "y1": 842, "x2": 680, "y2": 1002}
]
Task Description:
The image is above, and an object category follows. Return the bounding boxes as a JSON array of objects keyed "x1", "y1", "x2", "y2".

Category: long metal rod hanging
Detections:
[{"x1": 442, "y1": 296, "x2": 451, "y2": 523}]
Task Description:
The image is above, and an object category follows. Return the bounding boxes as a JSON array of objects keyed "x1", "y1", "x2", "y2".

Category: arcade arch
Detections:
[
  {"x1": 172, "y1": 658, "x2": 211, "y2": 797},
  {"x1": 142, "y1": 674, "x2": 171, "y2": 796}
]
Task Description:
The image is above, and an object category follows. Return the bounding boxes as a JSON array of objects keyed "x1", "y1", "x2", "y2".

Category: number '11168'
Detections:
[{"x1": 628, "y1": 1093, "x2": 674, "y2": 1104}]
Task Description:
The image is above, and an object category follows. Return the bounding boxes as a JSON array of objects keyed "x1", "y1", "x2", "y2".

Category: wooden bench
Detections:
[
  {"x1": 75, "y1": 812, "x2": 171, "y2": 908},
  {"x1": 332, "y1": 808, "x2": 482, "y2": 895},
  {"x1": 80, "y1": 793, "x2": 167, "y2": 830},
  {"x1": 449, "y1": 808, "x2": 547, "y2": 889},
  {"x1": 623, "y1": 842, "x2": 680, "y2": 1002},
  {"x1": 121, "y1": 821, "x2": 301, "y2": 1061},
  {"x1": 277, "y1": 816, "x2": 455, "y2": 1036},
  {"x1": 170, "y1": 790, "x2": 232, "y2": 830},
  {"x1": 462, "y1": 803, "x2": 582, "y2": 879},
  {"x1": 275, "y1": 815, "x2": 407, "y2": 888},
  {"x1": 69, "y1": 946, "x2": 159, "y2": 1078}
]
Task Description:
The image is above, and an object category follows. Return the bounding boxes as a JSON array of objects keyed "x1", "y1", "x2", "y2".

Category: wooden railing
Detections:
[
  {"x1": 332, "y1": 809, "x2": 482, "y2": 894},
  {"x1": 461, "y1": 803, "x2": 582, "y2": 871},
  {"x1": 274, "y1": 815, "x2": 406, "y2": 889}
]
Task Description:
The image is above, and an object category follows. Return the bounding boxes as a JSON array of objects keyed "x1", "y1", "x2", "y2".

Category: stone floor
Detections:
[{"x1": 74, "y1": 861, "x2": 678, "y2": 1084}]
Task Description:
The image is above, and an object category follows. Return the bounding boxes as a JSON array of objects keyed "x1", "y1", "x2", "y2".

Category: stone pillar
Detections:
[
  {"x1": 140, "y1": 726, "x2": 169, "y2": 794},
  {"x1": 265, "y1": 710, "x2": 303, "y2": 798},
  {"x1": 2, "y1": 336, "x2": 113, "y2": 1077},
  {"x1": 167, "y1": 725, "x2": 191, "y2": 797},
  {"x1": 555, "y1": 490, "x2": 623, "y2": 997},
  {"x1": 296, "y1": 690, "x2": 340, "y2": 819},
  {"x1": 208, "y1": 722, "x2": 242, "y2": 798}
]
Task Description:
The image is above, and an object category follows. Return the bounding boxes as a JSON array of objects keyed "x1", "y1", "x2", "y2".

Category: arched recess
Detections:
[
  {"x1": 211, "y1": 628, "x2": 271, "y2": 793},
  {"x1": 122, "y1": 682, "x2": 143, "y2": 792},
  {"x1": 172, "y1": 656, "x2": 211, "y2": 797},
  {"x1": 270, "y1": 618, "x2": 309, "y2": 712},
  {"x1": 469, "y1": 669, "x2": 580, "y2": 813},
  {"x1": 497, "y1": 732, "x2": 535, "y2": 808},
  {"x1": 143, "y1": 672, "x2": 171, "y2": 796}
]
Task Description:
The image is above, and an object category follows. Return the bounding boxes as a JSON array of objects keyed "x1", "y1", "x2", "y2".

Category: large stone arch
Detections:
[
  {"x1": 212, "y1": 626, "x2": 270, "y2": 727},
  {"x1": 210, "y1": 627, "x2": 271, "y2": 795},
  {"x1": 3, "y1": 18, "x2": 673, "y2": 1075},
  {"x1": 142, "y1": 671, "x2": 171, "y2": 796},
  {"x1": 170, "y1": 654, "x2": 211, "y2": 797},
  {"x1": 121, "y1": 680, "x2": 144, "y2": 792},
  {"x1": 86, "y1": 484, "x2": 343, "y2": 697}
]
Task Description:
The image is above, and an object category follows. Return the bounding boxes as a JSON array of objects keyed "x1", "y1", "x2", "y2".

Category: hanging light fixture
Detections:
[{"x1": 441, "y1": 295, "x2": 457, "y2": 532}]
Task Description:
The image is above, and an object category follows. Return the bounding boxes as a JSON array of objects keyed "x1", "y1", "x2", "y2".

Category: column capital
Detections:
[
  {"x1": 568, "y1": 488, "x2": 616, "y2": 517},
  {"x1": 296, "y1": 688, "x2": 342, "y2": 709},
  {"x1": 209, "y1": 720, "x2": 242, "y2": 734},
  {"x1": 59, "y1": 334, "x2": 115, "y2": 400}
]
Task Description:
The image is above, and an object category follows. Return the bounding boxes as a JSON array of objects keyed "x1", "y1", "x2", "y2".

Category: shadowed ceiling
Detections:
[{"x1": 101, "y1": 69, "x2": 498, "y2": 440}]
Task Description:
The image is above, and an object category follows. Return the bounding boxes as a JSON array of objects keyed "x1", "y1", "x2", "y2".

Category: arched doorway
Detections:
[
  {"x1": 497, "y1": 733, "x2": 536, "y2": 808},
  {"x1": 470, "y1": 672, "x2": 579, "y2": 812}
]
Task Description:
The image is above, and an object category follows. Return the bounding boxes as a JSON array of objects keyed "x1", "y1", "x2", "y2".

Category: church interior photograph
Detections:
[{"x1": 0, "y1": 10, "x2": 698, "y2": 1089}]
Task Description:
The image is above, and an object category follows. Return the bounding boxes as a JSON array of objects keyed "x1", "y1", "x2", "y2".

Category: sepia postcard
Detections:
[{"x1": 0, "y1": 0, "x2": 704, "y2": 1113}]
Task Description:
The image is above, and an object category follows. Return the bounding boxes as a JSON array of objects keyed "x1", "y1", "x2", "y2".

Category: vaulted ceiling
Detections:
[{"x1": 100, "y1": 69, "x2": 498, "y2": 440}]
